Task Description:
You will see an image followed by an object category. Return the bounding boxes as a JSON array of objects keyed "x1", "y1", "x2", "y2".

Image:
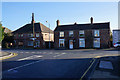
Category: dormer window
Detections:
[
  {"x1": 69, "y1": 31, "x2": 73, "y2": 37},
  {"x1": 59, "y1": 32, "x2": 64, "y2": 37},
  {"x1": 79, "y1": 30, "x2": 84, "y2": 37},
  {"x1": 94, "y1": 30, "x2": 99, "y2": 37}
]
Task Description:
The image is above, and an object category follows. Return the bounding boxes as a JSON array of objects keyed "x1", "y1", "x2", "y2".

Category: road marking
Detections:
[
  {"x1": 80, "y1": 58, "x2": 96, "y2": 80},
  {"x1": 25, "y1": 52, "x2": 29, "y2": 53},
  {"x1": 0, "y1": 53, "x2": 18, "y2": 60},
  {"x1": 53, "y1": 53, "x2": 66, "y2": 58},
  {"x1": 17, "y1": 55, "x2": 43, "y2": 61},
  {"x1": 8, "y1": 59, "x2": 44, "y2": 72}
]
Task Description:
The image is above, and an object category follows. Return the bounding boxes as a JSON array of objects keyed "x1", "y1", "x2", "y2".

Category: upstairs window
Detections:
[
  {"x1": 69, "y1": 31, "x2": 73, "y2": 37},
  {"x1": 18, "y1": 34, "x2": 21, "y2": 37},
  {"x1": 94, "y1": 30, "x2": 99, "y2": 37},
  {"x1": 28, "y1": 33, "x2": 33, "y2": 37},
  {"x1": 59, "y1": 32, "x2": 64, "y2": 37},
  {"x1": 79, "y1": 30, "x2": 84, "y2": 37},
  {"x1": 36, "y1": 33, "x2": 39, "y2": 37},
  {"x1": 21, "y1": 34, "x2": 23, "y2": 37}
]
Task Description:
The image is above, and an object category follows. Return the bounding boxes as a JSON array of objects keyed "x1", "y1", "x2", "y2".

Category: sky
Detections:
[{"x1": 1, "y1": 2, "x2": 118, "y2": 31}]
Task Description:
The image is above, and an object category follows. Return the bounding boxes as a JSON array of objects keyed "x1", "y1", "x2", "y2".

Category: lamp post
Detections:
[{"x1": 46, "y1": 21, "x2": 51, "y2": 49}]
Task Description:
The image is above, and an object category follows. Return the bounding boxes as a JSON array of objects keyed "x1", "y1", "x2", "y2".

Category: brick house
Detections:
[
  {"x1": 54, "y1": 17, "x2": 110, "y2": 49},
  {"x1": 13, "y1": 13, "x2": 54, "y2": 49}
]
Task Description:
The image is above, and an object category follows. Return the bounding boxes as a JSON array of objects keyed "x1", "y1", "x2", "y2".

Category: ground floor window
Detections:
[
  {"x1": 94, "y1": 38, "x2": 100, "y2": 48},
  {"x1": 59, "y1": 39, "x2": 65, "y2": 47},
  {"x1": 35, "y1": 40, "x2": 40, "y2": 47},
  {"x1": 18, "y1": 42, "x2": 23, "y2": 46},
  {"x1": 28, "y1": 41, "x2": 33, "y2": 46},
  {"x1": 79, "y1": 38, "x2": 85, "y2": 47}
]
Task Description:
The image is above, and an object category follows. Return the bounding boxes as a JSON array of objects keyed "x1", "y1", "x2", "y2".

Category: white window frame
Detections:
[
  {"x1": 59, "y1": 39, "x2": 65, "y2": 47},
  {"x1": 69, "y1": 31, "x2": 73, "y2": 37},
  {"x1": 94, "y1": 30, "x2": 100, "y2": 37},
  {"x1": 79, "y1": 38, "x2": 85, "y2": 47},
  {"x1": 94, "y1": 38, "x2": 100, "y2": 48},
  {"x1": 79, "y1": 30, "x2": 84, "y2": 37},
  {"x1": 59, "y1": 32, "x2": 64, "y2": 37},
  {"x1": 36, "y1": 33, "x2": 39, "y2": 37}
]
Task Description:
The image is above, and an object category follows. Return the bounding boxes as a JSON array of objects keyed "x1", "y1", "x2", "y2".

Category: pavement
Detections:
[
  {"x1": 0, "y1": 51, "x2": 17, "y2": 61},
  {"x1": 89, "y1": 56, "x2": 120, "y2": 80}
]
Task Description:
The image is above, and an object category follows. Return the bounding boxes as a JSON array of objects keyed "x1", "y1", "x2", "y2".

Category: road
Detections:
[{"x1": 1, "y1": 48, "x2": 119, "y2": 80}]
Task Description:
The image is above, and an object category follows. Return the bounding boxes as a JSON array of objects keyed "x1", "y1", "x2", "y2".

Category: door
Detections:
[{"x1": 69, "y1": 40, "x2": 73, "y2": 49}]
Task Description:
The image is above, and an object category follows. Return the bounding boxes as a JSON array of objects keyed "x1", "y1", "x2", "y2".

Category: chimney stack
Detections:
[
  {"x1": 56, "y1": 20, "x2": 60, "y2": 26},
  {"x1": 31, "y1": 13, "x2": 35, "y2": 24},
  {"x1": 90, "y1": 17, "x2": 93, "y2": 24}
]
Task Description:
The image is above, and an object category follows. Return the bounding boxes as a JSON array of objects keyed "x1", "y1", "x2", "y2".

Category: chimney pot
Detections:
[
  {"x1": 31, "y1": 13, "x2": 35, "y2": 24},
  {"x1": 90, "y1": 17, "x2": 93, "y2": 24},
  {"x1": 56, "y1": 20, "x2": 60, "y2": 26}
]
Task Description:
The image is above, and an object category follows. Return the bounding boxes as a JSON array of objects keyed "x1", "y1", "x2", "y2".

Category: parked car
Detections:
[{"x1": 114, "y1": 42, "x2": 120, "y2": 48}]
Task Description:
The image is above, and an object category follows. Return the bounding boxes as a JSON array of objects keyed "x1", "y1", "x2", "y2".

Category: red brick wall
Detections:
[{"x1": 54, "y1": 29, "x2": 110, "y2": 49}]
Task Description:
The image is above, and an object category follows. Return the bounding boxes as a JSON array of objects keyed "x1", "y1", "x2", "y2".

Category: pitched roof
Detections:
[
  {"x1": 54, "y1": 22, "x2": 110, "y2": 31},
  {"x1": 13, "y1": 23, "x2": 53, "y2": 34},
  {"x1": 2, "y1": 26, "x2": 12, "y2": 33}
]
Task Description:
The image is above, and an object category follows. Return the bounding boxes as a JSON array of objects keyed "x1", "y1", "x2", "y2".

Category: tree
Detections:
[{"x1": 0, "y1": 22, "x2": 5, "y2": 42}]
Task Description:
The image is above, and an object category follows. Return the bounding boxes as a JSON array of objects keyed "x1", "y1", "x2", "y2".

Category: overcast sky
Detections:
[{"x1": 2, "y1": 2, "x2": 118, "y2": 31}]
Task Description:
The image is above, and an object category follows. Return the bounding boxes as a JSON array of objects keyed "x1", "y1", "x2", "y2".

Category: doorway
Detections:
[{"x1": 69, "y1": 40, "x2": 73, "y2": 49}]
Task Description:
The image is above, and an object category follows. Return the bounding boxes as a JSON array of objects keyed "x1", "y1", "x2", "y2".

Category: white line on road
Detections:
[
  {"x1": 8, "y1": 59, "x2": 44, "y2": 72},
  {"x1": 17, "y1": 55, "x2": 43, "y2": 61},
  {"x1": 53, "y1": 53, "x2": 66, "y2": 58}
]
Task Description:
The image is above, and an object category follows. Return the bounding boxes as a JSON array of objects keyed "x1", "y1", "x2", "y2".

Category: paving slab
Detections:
[{"x1": 99, "y1": 61, "x2": 113, "y2": 70}]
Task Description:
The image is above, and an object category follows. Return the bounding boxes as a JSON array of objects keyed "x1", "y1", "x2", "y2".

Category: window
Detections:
[
  {"x1": 28, "y1": 41, "x2": 33, "y2": 46},
  {"x1": 94, "y1": 30, "x2": 99, "y2": 37},
  {"x1": 69, "y1": 31, "x2": 73, "y2": 37},
  {"x1": 21, "y1": 34, "x2": 23, "y2": 37},
  {"x1": 28, "y1": 33, "x2": 33, "y2": 37},
  {"x1": 18, "y1": 34, "x2": 21, "y2": 37},
  {"x1": 35, "y1": 40, "x2": 40, "y2": 47},
  {"x1": 59, "y1": 32, "x2": 64, "y2": 37},
  {"x1": 79, "y1": 30, "x2": 84, "y2": 37},
  {"x1": 79, "y1": 38, "x2": 85, "y2": 47},
  {"x1": 94, "y1": 38, "x2": 100, "y2": 48},
  {"x1": 36, "y1": 33, "x2": 39, "y2": 37},
  {"x1": 18, "y1": 42, "x2": 23, "y2": 45},
  {"x1": 59, "y1": 39, "x2": 65, "y2": 47}
]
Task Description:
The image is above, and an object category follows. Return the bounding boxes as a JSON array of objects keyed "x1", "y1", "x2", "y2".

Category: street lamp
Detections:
[{"x1": 46, "y1": 21, "x2": 51, "y2": 49}]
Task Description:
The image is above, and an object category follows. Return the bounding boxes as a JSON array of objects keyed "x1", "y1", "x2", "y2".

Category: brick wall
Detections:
[{"x1": 54, "y1": 29, "x2": 110, "y2": 49}]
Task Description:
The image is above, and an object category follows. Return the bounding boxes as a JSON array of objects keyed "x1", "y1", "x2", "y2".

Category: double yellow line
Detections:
[
  {"x1": 80, "y1": 56, "x2": 100, "y2": 80},
  {"x1": 0, "y1": 53, "x2": 18, "y2": 60}
]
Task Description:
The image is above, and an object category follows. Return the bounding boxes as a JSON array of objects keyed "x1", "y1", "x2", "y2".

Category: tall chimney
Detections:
[
  {"x1": 31, "y1": 13, "x2": 35, "y2": 24},
  {"x1": 56, "y1": 20, "x2": 60, "y2": 26},
  {"x1": 90, "y1": 17, "x2": 93, "y2": 24}
]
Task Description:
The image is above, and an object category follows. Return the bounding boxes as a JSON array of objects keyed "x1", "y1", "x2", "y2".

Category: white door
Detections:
[{"x1": 69, "y1": 40, "x2": 73, "y2": 49}]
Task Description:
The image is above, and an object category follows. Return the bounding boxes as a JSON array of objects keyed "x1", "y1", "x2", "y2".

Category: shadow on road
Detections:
[{"x1": 2, "y1": 58, "x2": 99, "y2": 80}]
